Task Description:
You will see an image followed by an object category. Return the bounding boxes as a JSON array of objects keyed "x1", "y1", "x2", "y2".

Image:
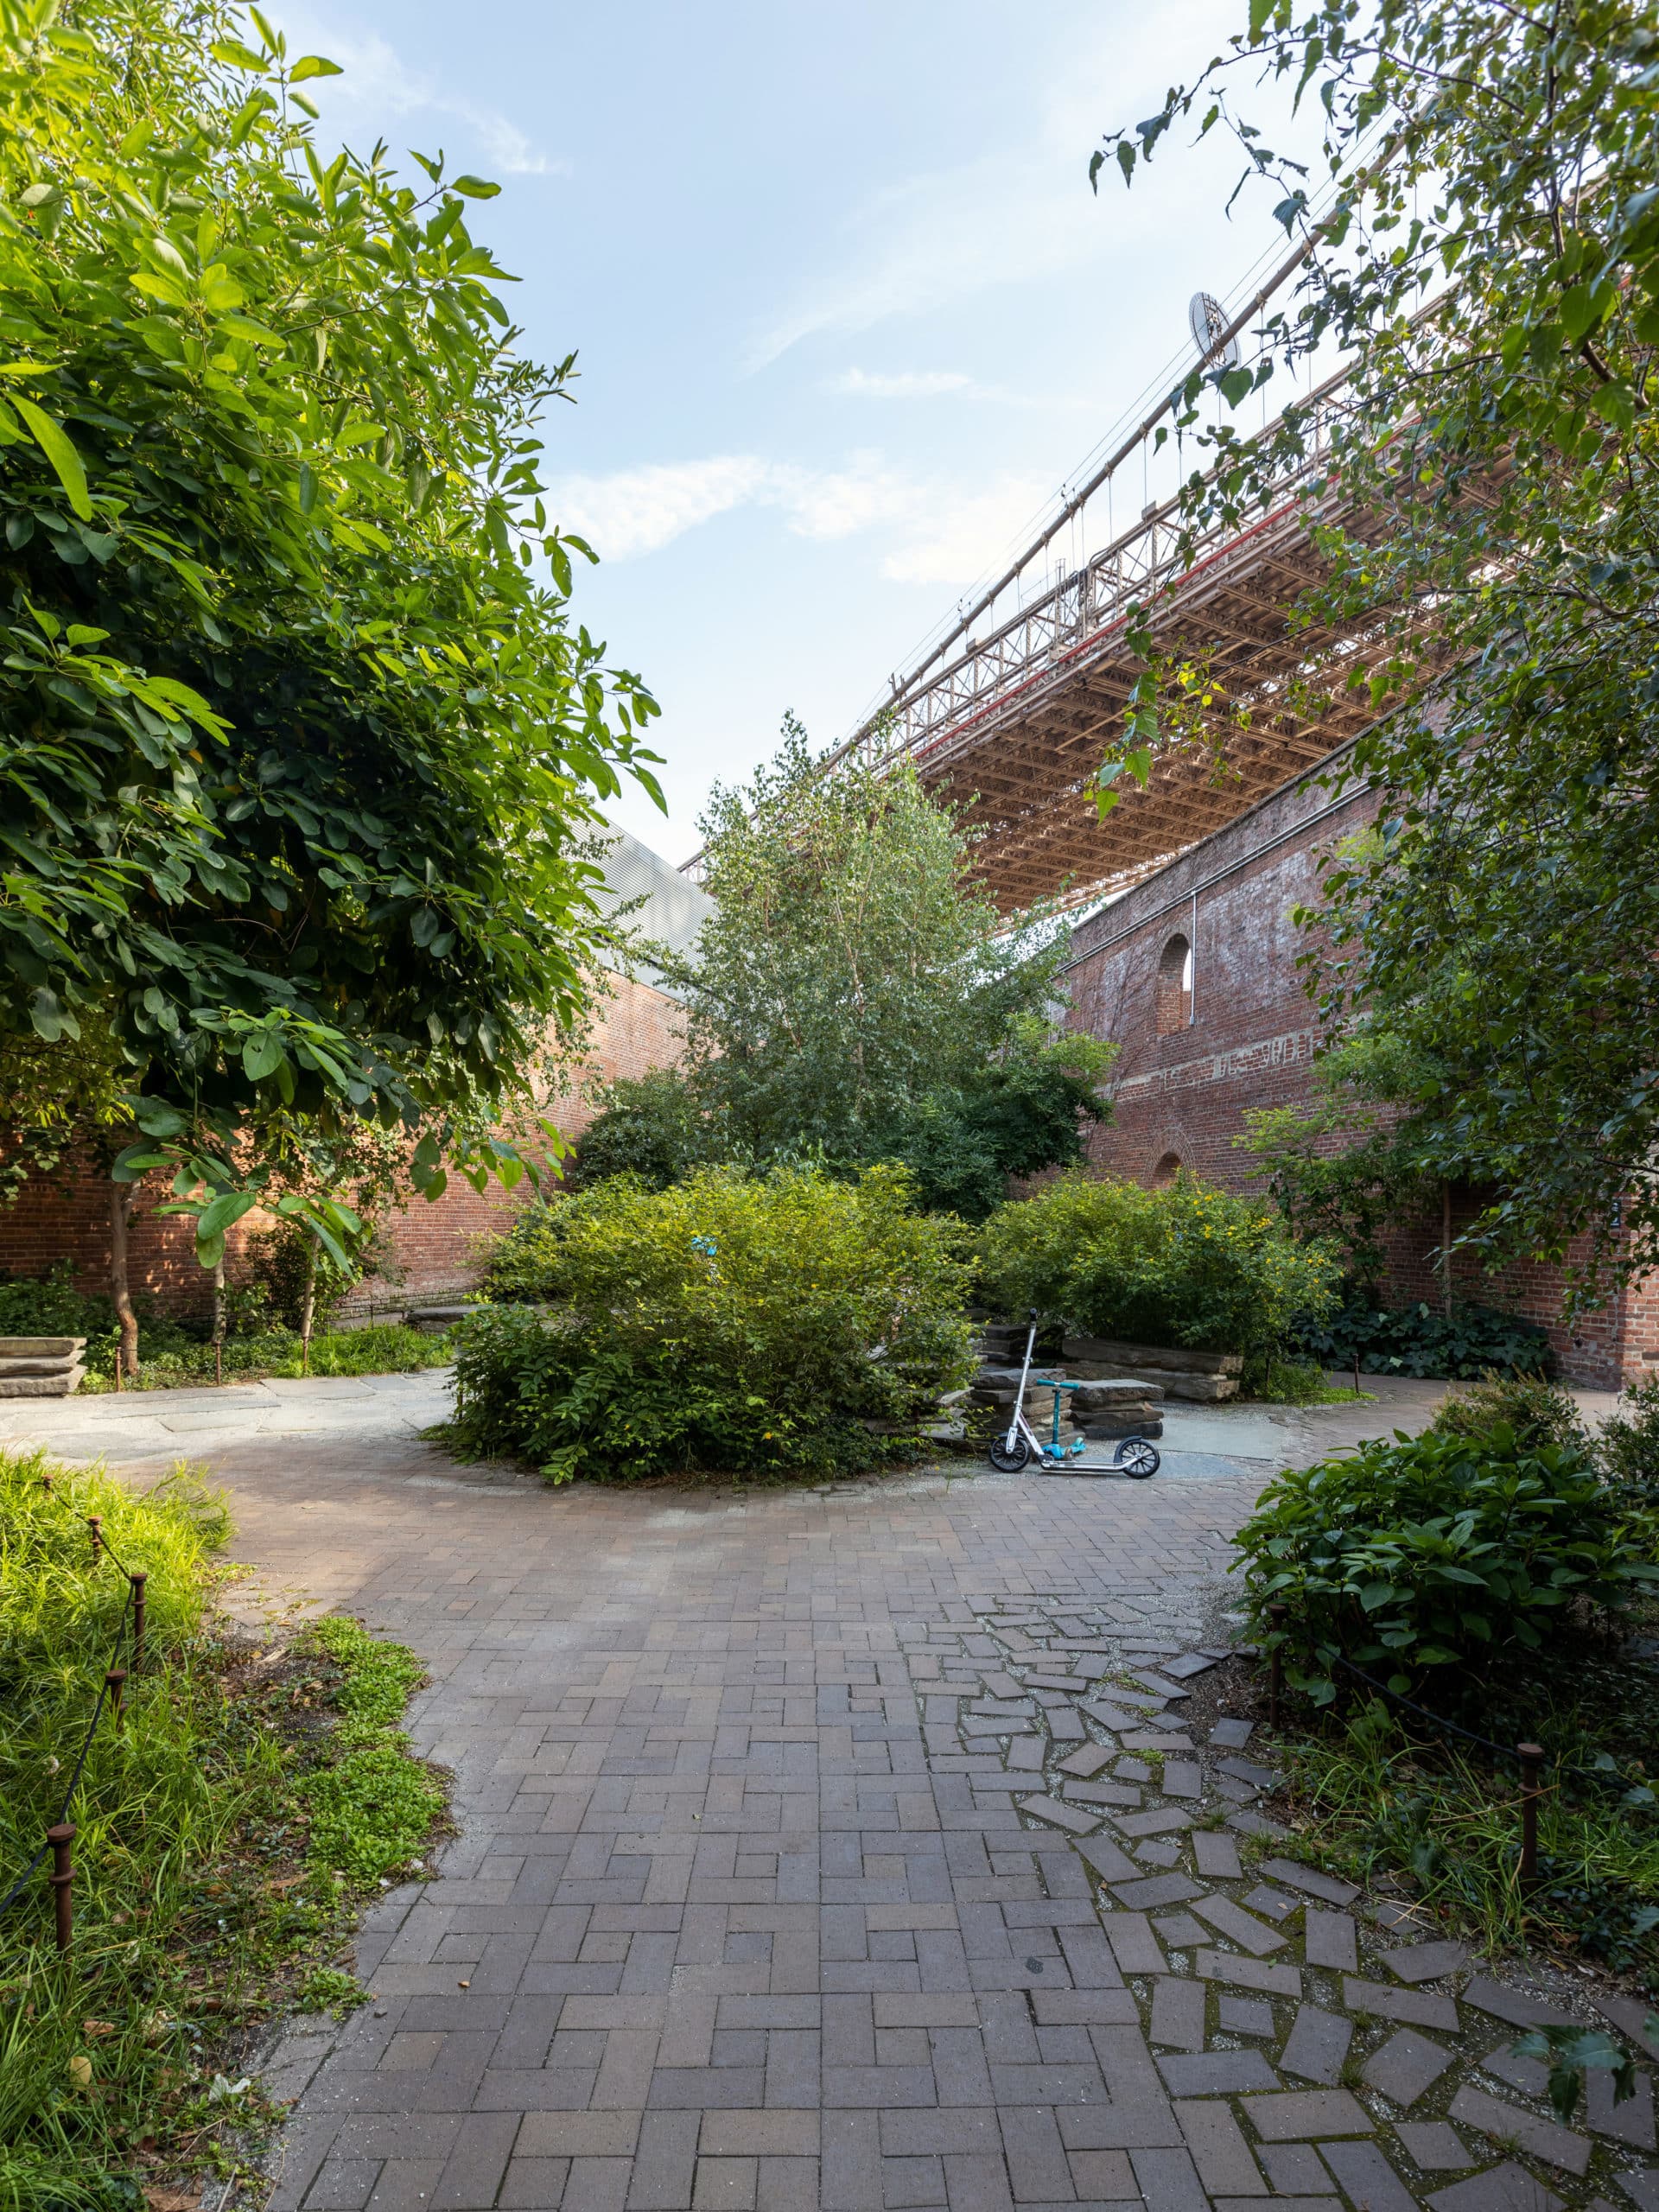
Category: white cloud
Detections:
[
  {"x1": 546, "y1": 450, "x2": 1053, "y2": 588},
  {"x1": 550, "y1": 456, "x2": 772, "y2": 560},
  {"x1": 269, "y1": 10, "x2": 563, "y2": 176},
  {"x1": 827, "y1": 368, "x2": 977, "y2": 399}
]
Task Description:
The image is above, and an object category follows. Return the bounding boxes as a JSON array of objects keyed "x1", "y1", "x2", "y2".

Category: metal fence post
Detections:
[
  {"x1": 105, "y1": 1667, "x2": 128, "y2": 1733},
  {"x1": 86, "y1": 1516, "x2": 102, "y2": 1565},
  {"x1": 130, "y1": 1572, "x2": 147, "y2": 1670},
  {"x1": 47, "y1": 1823, "x2": 75, "y2": 1952},
  {"x1": 1518, "y1": 1742, "x2": 1544, "y2": 1885}
]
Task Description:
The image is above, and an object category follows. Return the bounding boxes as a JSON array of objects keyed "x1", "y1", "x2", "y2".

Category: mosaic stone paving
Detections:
[
  {"x1": 236, "y1": 1465, "x2": 1657, "y2": 2212},
  {"x1": 926, "y1": 1594, "x2": 1659, "y2": 2212}
]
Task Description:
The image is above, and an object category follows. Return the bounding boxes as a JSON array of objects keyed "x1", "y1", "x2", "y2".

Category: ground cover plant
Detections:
[
  {"x1": 1236, "y1": 1410, "x2": 1659, "y2": 1972},
  {"x1": 0, "y1": 1264, "x2": 450, "y2": 1389},
  {"x1": 454, "y1": 1164, "x2": 975, "y2": 1481},
  {"x1": 1291, "y1": 1290, "x2": 1556, "y2": 1382},
  {"x1": 0, "y1": 1447, "x2": 447, "y2": 2211},
  {"x1": 976, "y1": 1168, "x2": 1339, "y2": 1357}
]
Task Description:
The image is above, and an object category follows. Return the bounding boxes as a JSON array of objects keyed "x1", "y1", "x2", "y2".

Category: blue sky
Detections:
[{"x1": 275, "y1": 0, "x2": 1313, "y2": 861}]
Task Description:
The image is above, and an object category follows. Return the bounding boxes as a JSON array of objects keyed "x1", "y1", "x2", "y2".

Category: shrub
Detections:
[
  {"x1": 1237, "y1": 1427, "x2": 1659, "y2": 1703},
  {"x1": 565, "y1": 1068, "x2": 729, "y2": 1192},
  {"x1": 455, "y1": 1165, "x2": 974, "y2": 1480},
  {"x1": 976, "y1": 1170, "x2": 1338, "y2": 1356},
  {"x1": 1291, "y1": 1290, "x2": 1554, "y2": 1379},
  {"x1": 1598, "y1": 1376, "x2": 1659, "y2": 1490},
  {"x1": 1430, "y1": 1372, "x2": 1591, "y2": 1456}
]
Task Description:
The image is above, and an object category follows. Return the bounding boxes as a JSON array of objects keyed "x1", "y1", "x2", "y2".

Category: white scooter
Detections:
[{"x1": 988, "y1": 1310, "x2": 1160, "y2": 1478}]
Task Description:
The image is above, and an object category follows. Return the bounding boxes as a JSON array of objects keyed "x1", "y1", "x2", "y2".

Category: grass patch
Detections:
[
  {"x1": 0, "y1": 1447, "x2": 450, "y2": 2211},
  {"x1": 79, "y1": 1323, "x2": 454, "y2": 1393},
  {"x1": 1243, "y1": 1356, "x2": 1375, "y2": 1406},
  {"x1": 1269, "y1": 1629, "x2": 1659, "y2": 1975}
]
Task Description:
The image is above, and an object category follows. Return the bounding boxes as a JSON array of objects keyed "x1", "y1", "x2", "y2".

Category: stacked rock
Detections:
[
  {"x1": 965, "y1": 1362, "x2": 1164, "y2": 1443},
  {"x1": 0, "y1": 1336, "x2": 86, "y2": 1396},
  {"x1": 1070, "y1": 1377, "x2": 1164, "y2": 1440}
]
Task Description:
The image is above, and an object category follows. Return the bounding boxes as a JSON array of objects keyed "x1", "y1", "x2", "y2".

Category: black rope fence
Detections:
[
  {"x1": 1, "y1": 1478, "x2": 153, "y2": 1952},
  {"x1": 1263, "y1": 1601, "x2": 1559, "y2": 1883}
]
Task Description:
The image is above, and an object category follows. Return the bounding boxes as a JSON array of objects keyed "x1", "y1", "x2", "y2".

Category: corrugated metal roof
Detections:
[{"x1": 593, "y1": 827, "x2": 714, "y2": 995}]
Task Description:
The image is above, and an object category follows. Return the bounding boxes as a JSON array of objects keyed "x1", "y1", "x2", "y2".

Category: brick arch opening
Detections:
[
  {"x1": 1155, "y1": 932, "x2": 1192, "y2": 1033},
  {"x1": 1152, "y1": 1151, "x2": 1183, "y2": 1187}
]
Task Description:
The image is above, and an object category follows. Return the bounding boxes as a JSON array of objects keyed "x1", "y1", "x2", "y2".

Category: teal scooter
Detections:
[{"x1": 987, "y1": 1311, "x2": 1160, "y2": 1478}]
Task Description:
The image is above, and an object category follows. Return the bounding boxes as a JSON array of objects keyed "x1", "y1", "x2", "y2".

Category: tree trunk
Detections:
[
  {"x1": 300, "y1": 1239, "x2": 318, "y2": 1376},
  {"x1": 1440, "y1": 1181, "x2": 1454, "y2": 1318},
  {"x1": 213, "y1": 1255, "x2": 226, "y2": 1385},
  {"x1": 110, "y1": 1179, "x2": 139, "y2": 1382}
]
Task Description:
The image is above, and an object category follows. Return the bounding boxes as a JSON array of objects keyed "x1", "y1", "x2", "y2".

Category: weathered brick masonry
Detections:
[
  {"x1": 1062, "y1": 759, "x2": 1659, "y2": 1387},
  {"x1": 0, "y1": 832, "x2": 709, "y2": 1317}
]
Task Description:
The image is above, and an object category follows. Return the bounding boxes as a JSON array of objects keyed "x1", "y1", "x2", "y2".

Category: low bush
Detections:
[
  {"x1": 976, "y1": 1169, "x2": 1338, "y2": 1357},
  {"x1": 1237, "y1": 1427, "x2": 1659, "y2": 1704},
  {"x1": 79, "y1": 1322, "x2": 454, "y2": 1391},
  {"x1": 1599, "y1": 1375, "x2": 1659, "y2": 1490},
  {"x1": 0, "y1": 1449, "x2": 448, "y2": 2210},
  {"x1": 1429, "y1": 1371, "x2": 1591, "y2": 1456},
  {"x1": 0, "y1": 1267, "x2": 449, "y2": 1389},
  {"x1": 456, "y1": 1164, "x2": 974, "y2": 1480},
  {"x1": 1291, "y1": 1288, "x2": 1554, "y2": 1378}
]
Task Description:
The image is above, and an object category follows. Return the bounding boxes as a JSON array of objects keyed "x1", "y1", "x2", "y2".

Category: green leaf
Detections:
[
  {"x1": 451, "y1": 175, "x2": 501, "y2": 200},
  {"x1": 289, "y1": 54, "x2": 343, "y2": 81},
  {"x1": 199, "y1": 264, "x2": 247, "y2": 313},
  {"x1": 242, "y1": 1032, "x2": 287, "y2": 1081},
  {"x1": 197, "y1": 1188, "x2": 259, "y2": 1239},
  {"x1": 211, "y1": 39, "x2": 270, "y2": 71},
  {"x1": 10, "y1": 394, "x2": 91, "y2": 518}
]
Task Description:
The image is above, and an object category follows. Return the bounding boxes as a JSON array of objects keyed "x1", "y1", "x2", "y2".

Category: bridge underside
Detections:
[{"x1": 900, "y1": 491, "x2": 1415, "y2": 913}]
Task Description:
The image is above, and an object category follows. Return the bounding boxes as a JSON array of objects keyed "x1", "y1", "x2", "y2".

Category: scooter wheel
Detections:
[
  {"x1": 988, "y1": 1434, "x2": 1031, "y2": 1472},
  {"x1": 1115, "y1": 1436, "x2": 1160, "y2": 1478}
]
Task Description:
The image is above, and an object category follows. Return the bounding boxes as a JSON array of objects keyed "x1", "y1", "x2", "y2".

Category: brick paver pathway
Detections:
[{"x1": 194, "y1": 1441, "x2": 1651, "y2": 2212}]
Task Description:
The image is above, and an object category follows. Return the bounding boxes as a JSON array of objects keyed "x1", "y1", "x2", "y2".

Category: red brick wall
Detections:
[
  {"x1": 1062, "y1": 760, "x2": 1658, "y2": 1388},
  {"x1": 0, "y1": 970, "x2": 693, "y2": 1318}
]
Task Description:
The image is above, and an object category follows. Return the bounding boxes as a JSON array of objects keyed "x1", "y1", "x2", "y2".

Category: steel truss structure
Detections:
[{"x1": 832, "y1": 364, "x2": 1428, "y2": 914}]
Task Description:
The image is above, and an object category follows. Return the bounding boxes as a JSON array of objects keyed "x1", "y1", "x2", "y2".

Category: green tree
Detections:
[
  {"x1": 565, "y1": 1067, "x2": 728, "y2": 1193},
  {"x1": 683, "y1": 717, "x2": 1093, "y2": 1170},
  {"x1": 1093, "y1": 0, "x2": 1659, "y2": 1298},
  {"x1": 1236, "y1": 1028, "x2": 1437, "y2": 1291},
  {"x1": 0, "y1": 0, "x2": 661, "y2": 1308},
  {"x1": 870, "y1": 1019, "x2": 1118, "y2": 1222}
]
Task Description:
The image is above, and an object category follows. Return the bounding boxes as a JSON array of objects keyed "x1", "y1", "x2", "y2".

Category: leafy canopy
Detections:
[
  {"x1": 0, "y1": 0, "x2": 661, "y2": 1260},
  {"x1": 566, "y1": 721, "x2": 1113, "y2": 1217},
  {"x1": 681, "y1": 718, "x2": 1101, "y2": 1171},
  {"x1": 1093, "y1": 0, "x2": 1659, "y2": 1294}
]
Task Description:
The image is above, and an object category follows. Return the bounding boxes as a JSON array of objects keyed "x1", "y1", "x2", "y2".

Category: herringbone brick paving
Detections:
[{"x1": 216, "y1": 1454, "x2": 1654, "y2": 2212}]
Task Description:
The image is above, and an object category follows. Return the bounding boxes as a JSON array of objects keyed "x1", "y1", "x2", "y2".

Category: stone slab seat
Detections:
[
  {"x1": 1064, "y1": 1335, "x2": 1243, "y2": 1401},
  {"x1": 0, "y1": 1337, "x2": 87, "y2": 1396},
  {"x1": 1061, "y1": 1335, "x2": 1244, "y2": 1376}
]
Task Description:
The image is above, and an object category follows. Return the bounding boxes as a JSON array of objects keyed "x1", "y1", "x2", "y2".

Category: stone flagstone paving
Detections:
[{"x1": 208, "y1": 1449, "x2": 1659, "y2": 2212}]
